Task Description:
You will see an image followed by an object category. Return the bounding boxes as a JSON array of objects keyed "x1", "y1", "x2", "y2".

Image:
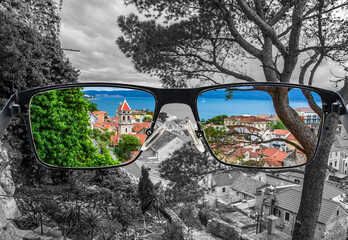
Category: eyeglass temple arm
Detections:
[
  {"x1": 338, "y1": 95, "x2": 348, "y2": 134},
  {"x1": 0, "y1": 94, "x2": 17, "y2": 135}
]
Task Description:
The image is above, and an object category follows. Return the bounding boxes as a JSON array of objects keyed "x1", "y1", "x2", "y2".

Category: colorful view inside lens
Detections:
[
  {"x1": 29, "y1": 87, "x2": 155, "y2": 168},
  {"x1": 197, "y1": 86, "x2": 322, "y2": 168}
]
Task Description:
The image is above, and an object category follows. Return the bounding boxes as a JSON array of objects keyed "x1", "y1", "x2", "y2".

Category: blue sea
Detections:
[
  {"x1": 90, "y1": 97, "x2": 316, "y2": 121},
  {"x1": 84, "y1": 88, "x2": 321, "y2": 120},
  {"x1": 90, "y1": 97, "x2": 156, "y2": 117}
]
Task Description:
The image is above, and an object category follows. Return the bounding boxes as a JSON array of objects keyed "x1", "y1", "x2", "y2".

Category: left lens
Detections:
[
  {"x1": 29, "y1": 87, "x2": 155, "y2": 168},
  {"x1": 197, "y1": 86, "x2": 323, "y2": 168}
]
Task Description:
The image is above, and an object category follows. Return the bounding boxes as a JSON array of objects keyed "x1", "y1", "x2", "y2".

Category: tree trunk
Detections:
[{"x1": 292, "y1": 113, "x2": 339, "y2": 240}]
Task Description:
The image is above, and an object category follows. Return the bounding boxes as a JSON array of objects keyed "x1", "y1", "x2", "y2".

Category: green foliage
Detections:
[
  {"x1": 267, "y1": 119, "x2": 287, "y2": 130},
  {"x1": 0, "y1": 11, "x2": 79, "y2": 184},
  {"x1": 114, "y1": 134, "x2": 141, "y2": 161},
  {"x1": 30, "y1": 88, "x2": 121, "y2": 167},
  {"x1": 161, "y1": 222, "x2": 185, "y2": 240},
  {"x1": 90, "y1": 129, "x2": 113, "y2": 146},
  {"x1": 204, "y1": 114, "x2": 228, "y2": 125},
  {"x1": 142, "y1": 116, "x2": 152, "y2": 122},
  {"x1": 87, "y1": 101, "x2": 98, "y2": 112}
]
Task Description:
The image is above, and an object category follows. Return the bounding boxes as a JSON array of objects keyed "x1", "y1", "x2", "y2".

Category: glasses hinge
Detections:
[
  {"x1": 331, "y1": 102, "x2": 342, "y2": 115},
  {"x1": 10, "y1": 104, "x2": 21, "y2": 117}
]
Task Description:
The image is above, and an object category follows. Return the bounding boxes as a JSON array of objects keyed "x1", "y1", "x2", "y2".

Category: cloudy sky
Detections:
[
  {"x1": 59, "y1": 1, "x2": 344, "y2": 90},
  {"x1": 60, "y1": 0, "x2": 162, "y2": 87}
]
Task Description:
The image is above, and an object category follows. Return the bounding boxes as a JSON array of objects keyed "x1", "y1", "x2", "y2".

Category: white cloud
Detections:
[{"x1": 60, "y1": 0, "x2": 161, "y2": 87}]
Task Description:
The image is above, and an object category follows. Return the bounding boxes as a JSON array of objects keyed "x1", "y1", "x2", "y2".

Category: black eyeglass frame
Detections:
[{"x1": 0, "y1": 82, "x2": 347, "y2": 170}]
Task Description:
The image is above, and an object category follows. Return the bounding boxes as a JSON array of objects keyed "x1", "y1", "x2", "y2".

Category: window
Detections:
[
  {"x1": 222, "y1": 187, "x2": 226, "y2": 193},
  {"x1": 128, "y1": 116, "x2": 130, "y2": 121},
  {"x1": 335, "y1": 161, "x2": 337, "y2": 167},
  {"x1": 337, "y1": 210, "x2": 340, "y2": 216},
  {"x1": 123, "y1": 116, "x2": 125, "y2": 121},
  {"x1": 285, "y1": 212, "x2": 290, "y2": 221},
  {"x1": 294, "y1": 179, "x2": 300, "y2": 184},
  {"x1": 125, "y1": 128, "x2": 127, "y2": 133}
]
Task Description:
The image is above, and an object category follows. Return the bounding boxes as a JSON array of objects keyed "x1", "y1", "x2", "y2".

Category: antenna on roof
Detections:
[{"x1": 62, "y1": 48, "x2": 80, "y2": 52}]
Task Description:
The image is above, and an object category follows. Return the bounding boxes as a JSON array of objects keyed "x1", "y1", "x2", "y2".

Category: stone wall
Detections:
[{"x1": 207, "y1": 218, "x2": 253, "y2": 240}]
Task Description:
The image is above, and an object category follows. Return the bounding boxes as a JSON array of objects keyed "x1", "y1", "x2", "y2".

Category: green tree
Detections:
[
  {"x1": 142, "y1": 116, "x2": 152, "y2": 122},
  {"x1": 114, "y1": 134, "x2": 141, "y2": 161},
  {"x1": 268, "y1": 118, "x2": 287, "y2": 130},
  {"x1": 205, "y1": 114, "x2": 228, "y2": 125},
  {"x1": 87, "y1": 101, "x2": 98, "y2": 112},
  {"x1": 0, "y1": 10, "x2": 79, "y2": 184},
  {"x1": 30, "y1": 88, "x2": 121, "y2": 167},
  {"x1": 117, "y1": 1, "x2": 348, "y2": 238},
  {"x1": 138, "y1": 166, "x2": 155, "y2": 214},
  {"x1": 160, "y1": 143, "x2": 216, "y2": 204}
]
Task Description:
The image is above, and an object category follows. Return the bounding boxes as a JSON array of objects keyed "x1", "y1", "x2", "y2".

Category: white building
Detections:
[{"x1": 294, "y1": 107, "x2": 320, "y2": 125}]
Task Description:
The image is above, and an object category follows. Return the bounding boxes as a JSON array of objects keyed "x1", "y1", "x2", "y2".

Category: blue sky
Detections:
[{"x1": 59, "y1": 1, "x2": 344, "y2": 90}]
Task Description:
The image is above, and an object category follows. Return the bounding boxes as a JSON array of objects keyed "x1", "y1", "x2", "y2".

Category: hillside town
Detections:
[
  {"x1": 204, "y1": 107, "x2": 321, "y2": 168},
  {"x1": 116, "y1": 105, "x2": 348, "y2": 240},
  {"x1": 87, "y1": 99, "x2": 153, "y2": 161}
]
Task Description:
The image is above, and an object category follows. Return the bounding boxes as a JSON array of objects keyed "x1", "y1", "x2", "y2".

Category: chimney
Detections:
[{"x1": 267, "y1": 215, "x2": 278, "y2": 235}]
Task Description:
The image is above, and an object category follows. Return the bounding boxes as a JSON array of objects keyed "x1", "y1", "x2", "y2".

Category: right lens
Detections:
[
  {"x1": 197, "y1": 86, "x2": 323, "y2": 168},
  {"x1": 29, "y1": 87, "x2": 155, "y2": 168}
]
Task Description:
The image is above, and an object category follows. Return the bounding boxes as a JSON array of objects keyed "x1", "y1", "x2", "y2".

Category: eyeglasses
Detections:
[{"x1": 1, "y1": 82, "x2": 347, "y2": 170}]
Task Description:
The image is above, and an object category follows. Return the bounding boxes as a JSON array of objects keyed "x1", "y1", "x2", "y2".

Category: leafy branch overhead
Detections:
[{"x1": 117, "y1": 0, "x2": 348, "y2": 87}]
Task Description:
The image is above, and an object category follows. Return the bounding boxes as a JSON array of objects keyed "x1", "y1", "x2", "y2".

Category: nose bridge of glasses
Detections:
[
  {"x1": 143, "y1": 102, "x2": 205, "y2": 152},
  {"x1": 155, "y1": 88, "x2": 199, "y2": 106}
]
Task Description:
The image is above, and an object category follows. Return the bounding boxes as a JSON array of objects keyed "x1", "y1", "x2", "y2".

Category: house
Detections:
[
  {"x1": 132, "y1": 122, "x2": 150, "y2": 134},
  {"x1": 110, "y1": 134, "x2": 147, "y2": 147},
  {"x1": 257, "y1": 148, "x2": 288, "y2": 167},
  {"x1": 295, "y1": 107, "x2": 321, "y2": 125},
  {"x1": 256, "y1": 113, "x2": 278, "y2": 123},
  {"x1": 205, "y1": 171, "x2": 243, "y2": 203},
  {"x1": 224, "y1": 115, "x2": 271, "y2": 130},
  {"x1": 283, "y1": 150, "x2": 307, "y2": 167},
  {"x1": 137, "y1": 130, "x2": 184, "y2": 162},
  {"x1": 92, "y1": 111, "x2": 109, "y2": 123},
  {"x1": 204, "y1": 171, "x2": 265, "y2": 205},
  {"x1": 272, "y1": 129, "x2": 291, "y2": 152},
  {"x1": 87, "y1": 111, "x2": 98, "y2": 129},
  {"x1": 267, "y1": 187, "x2": 348, "y2": 239},
  {"x1": 328, "y1": 136, "x2": 348, "y2": 175},
  {"x1": 121, "y1": 161, "x2": 142, "y2": 183}
]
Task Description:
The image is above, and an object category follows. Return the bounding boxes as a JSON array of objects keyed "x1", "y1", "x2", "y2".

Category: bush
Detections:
[{"x1": 161, "y1": 222, "x2": 184, "y2": 240}]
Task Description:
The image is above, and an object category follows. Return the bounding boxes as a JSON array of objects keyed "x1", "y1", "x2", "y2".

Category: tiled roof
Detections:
[
  {"x1": 275, "y1": 188, "x2": 343, "y2": 224},
  {"x1": 293, "y1": 183, "x2": 344, "y2": 200},
  {"x1": 92, "y1": 111, "x2": 108, "y2": 115},
  {"x1": 110, "y1": 134, "x2": 147, "y2": 146},
  {"x1": 119, "y1": 99, "x2": 131, "y2": 111},
  {"x1": 294, "y1": 107, "x2": 314, "y2": 112},
  {"x1": 231, "y1": 175, "x2": 265, "y2": 196},
  {"x1": 232, "y1": 148, "x2": 259, "y2": 159},
  {"x1": 123, "y1": 161, "x2": 141, "y2": 179},
  {"x1": 212, "y1": 171, "x2": 242, "y2": 187},
  {"x1": 132, "y1": 122, "x2": 150, "y2": 133},
  {"x1": 286, "y1": 133, "x2": 296, "y2": 140},
  {"x1": 149, "y1": 130, "x2": 178, "y2": 151},
  {"x1": 228, "y1": 125, "x2": 260, "y2": 133},
  {"x1": 274, "y1": 129, "x2": 290, "y2": 136},
  {"x1": 226, "y1": 115, "x2": 271, "y2": 123},
  {"x1": 285, "y1": 151, "x2": 297, "y2": 160}
]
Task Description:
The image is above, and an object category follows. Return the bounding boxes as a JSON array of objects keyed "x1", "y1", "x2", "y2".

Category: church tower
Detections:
[{"x1": 117, "y1": 99, "x2": 133, "y2": 134}]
